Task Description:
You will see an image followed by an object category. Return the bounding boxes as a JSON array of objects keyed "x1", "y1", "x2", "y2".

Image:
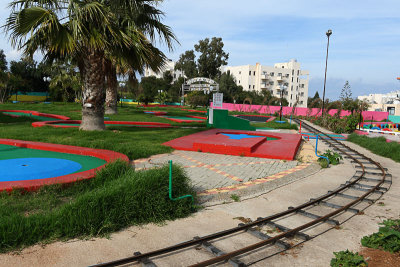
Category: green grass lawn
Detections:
[
  {"x1": 0, "y1": 103, "x2": 206, "y2": 159},
  {"x1": 0, "y1": 161, "x2": 196, "y2": 252},
  {"x1": 251, "y1": 118, "x2": 298, "y2": 130},
  {"x1": 347, "y1": 134, "x2": 400, "y2": 162}
]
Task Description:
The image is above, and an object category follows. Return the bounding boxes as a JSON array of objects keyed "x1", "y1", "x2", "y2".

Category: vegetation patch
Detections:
[
  {"x1": 330, "y1": 250, "x2": 368, "y2": 267},
  {"x1": 361, "y1": 219, "x2": 400, "y2": 253},
  {"x1": 250, "y1": 118, "x2": 298, "y2": 130},
  {"x1": 347, "y1": 134, "x2": 400, "y2": 163},
  {"x1": 318, "y1": 149, "x2": 343, "y2": 168},
  {"x1": 0, "y1": 161, "x2": 196, "y2": 252}
]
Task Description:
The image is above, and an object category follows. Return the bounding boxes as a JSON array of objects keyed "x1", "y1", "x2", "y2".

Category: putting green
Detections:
[
  {"x1": 163, "y1": 116, "x2": 204, "y2": 121},
  {"x1": 2, "y1": 112, "x2": 60, "y2": 121},
  {"x1": 0, "y1": 144, "x2": 106, "y2": 174}
]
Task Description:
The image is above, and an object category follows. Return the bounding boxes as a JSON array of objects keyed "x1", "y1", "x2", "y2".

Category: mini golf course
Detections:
[
  {"x1": 163, "y1": 129, "x2": 301, "y2": 160},
  {"x1": 0, "y1": 139, "x2": 128, "y2": 191},
  {"x1": 32, "y1": 120, "x2": 172, "y2": 128},
  {"x1": 160, "y1": 115, "x2": 206, "y2": 123},
  {"x1": 144, "y1": 111, "x2": 168, "y2": 116},
  {"x1": 0, "y1": 110, "x2": 70, "y2": 121}
]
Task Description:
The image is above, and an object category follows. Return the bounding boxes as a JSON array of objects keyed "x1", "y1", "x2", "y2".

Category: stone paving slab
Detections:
[{"x1": 133, "y1": 150, "x2": 301, "y2": 193}]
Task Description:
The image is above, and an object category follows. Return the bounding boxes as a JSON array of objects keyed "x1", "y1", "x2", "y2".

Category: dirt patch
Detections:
[{"x1": 359, "y1": 247, "x2": 400, "y2": 267}]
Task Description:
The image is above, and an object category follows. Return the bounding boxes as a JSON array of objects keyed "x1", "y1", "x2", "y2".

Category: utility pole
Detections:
[{"x1": 321, "y1": 29, "x2": 332, "y2": 117}]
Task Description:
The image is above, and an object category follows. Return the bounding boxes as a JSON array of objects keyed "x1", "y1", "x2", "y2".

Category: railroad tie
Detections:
[
  {"x1": 193, "y1": 236, "x2": 246, "y2": 267},
  {"x1": 327, "y1": 191, "x2": 375, "y2": 204},
  {"x1": 354, "y1": 165, "x2": 388, "y2": 171},
  {"x1": 354, "y1": 176, "x2": 392, "y2": 184},
  {"x1": 342, "y1": 183, "x2": 388, "y2": 192},
  {"x1": 310, "y1": 198, "x2": 359, "y2": 214},
  {"x1": 288, "y1": 207, "x2": 339, "y2": 226},
  {"x1": 260, "y1": 220, "x2": 310, "y2": 241},
  {"x1": 238, "y1": 223, "x2": 291, "y2": 250},
  {"x1": 133, "y1": 252, "x2": 157, "y2": 267},
  {"x1": 356, "y1": 170, "x2": 387, "y2": 176}
]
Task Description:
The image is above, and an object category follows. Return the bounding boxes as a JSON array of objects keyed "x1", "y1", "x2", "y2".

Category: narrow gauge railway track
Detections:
[{"x1": 92, "y1": 120, "x2": 391, "y2": 267}]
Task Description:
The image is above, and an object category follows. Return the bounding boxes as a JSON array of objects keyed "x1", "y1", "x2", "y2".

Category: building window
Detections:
[
  {"x1": 253, "y1": 71, "x2": 256, "y2": 76},
  {"x1": 291, "y1": 94, "x2": 293, "y2": 100},
  {"x1": 249, "y1": 71, "x2": 251, "y2": 75},
  {"x1": 239, "y1": 80, "x2": 240, "y2": 84},
  {"x1": 282, "y1": 66, "x2": 284, "y2": 68},
  {"x1": 278, "y1": 73, "x2": 282, "y2": 76},
  {"x1": 300, "y1": 101, "x2": 303, "y2": 105},
  {"x1": 270, "y1": 72, "x2": 274, "y2": 76},
  {"x1": 239, "y1": 71, "x2": 241, "y2": 74},
  {"x1": 249, "y1": 85, "x2": 251, "y2": 89},
  {"x1": 297, "y1": 78, "x2": 299, "y2": 82},
  {"x1": 301, "y1": 84, "x2": 305, "y2": 88},
  {"x1": 292, "y1": 70, "x2": 294, "y2": 75},
  {"x1": 253, "y1": 85, "x2": 255, "y2": 89},
  {"x1": 291, "y1": 85, "x2": 293, "y2": 90},
  {"x1": 297, "y1": 70, "x2": 300, "y2": 75},
  {"x1": 174, "y1": 74, "x2": 176, "y2": 78}
]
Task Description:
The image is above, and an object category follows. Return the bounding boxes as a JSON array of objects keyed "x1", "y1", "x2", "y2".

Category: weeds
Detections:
[
  {"x1": 361, "y1": 219, "x2": 400, "y2": 253},
  {"x1": 230, "y1": 194, "x2": 240, "y2": 202},
  {"x1": 330, "y1": 250, "x2": 367, "y2": 267}
]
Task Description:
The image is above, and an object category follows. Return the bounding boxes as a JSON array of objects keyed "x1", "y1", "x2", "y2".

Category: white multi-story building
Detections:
[
  {"x1": 223, "y1": 59, "x2": 310, "y2": 107},
  {"x1": 143, "y1": 59, "x2": 184, "y2": 82},
  {"x1": 358, "y1": 90, "x2": 400, "y2": 115}
]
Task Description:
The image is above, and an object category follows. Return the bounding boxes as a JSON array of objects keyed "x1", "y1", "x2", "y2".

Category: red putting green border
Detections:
[
  {"x1": 0, "y1": 139, "x2": 129, "y2": 192},
  {"x1": 234, "y1": 114, "x2": 276, "y2": 123},
  {"x1": 161, "y1": 116, "x2": 206, "y2": 123},
  {"x1": 32, "y1": 120, "x2": 172, "y2": 128},
  {"x1": 0, "y1": 110, "x2": 70, "y2": 120}
]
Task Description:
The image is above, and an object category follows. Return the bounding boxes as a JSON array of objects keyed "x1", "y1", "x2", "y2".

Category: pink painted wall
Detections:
[{"x1": 210, "y1": 102, "x2": 388, "y2": 120}]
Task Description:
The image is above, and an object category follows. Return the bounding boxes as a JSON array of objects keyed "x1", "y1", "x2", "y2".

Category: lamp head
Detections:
[{"x1": 326, "y1": 29, "x2": 332, "y2": 37}]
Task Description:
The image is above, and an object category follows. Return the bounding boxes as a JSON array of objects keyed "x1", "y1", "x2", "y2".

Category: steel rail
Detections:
[
  {"x1": 189, "y1": 119, "x2": 386, "y2": 266},
  {"x1": 92, "y1": 119, "x2": 386, "y2": 267}
]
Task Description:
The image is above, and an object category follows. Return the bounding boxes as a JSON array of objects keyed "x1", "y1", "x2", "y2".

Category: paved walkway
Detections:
[{"x1": 133, "y1": 151, "x2": 302, "y2": 194}]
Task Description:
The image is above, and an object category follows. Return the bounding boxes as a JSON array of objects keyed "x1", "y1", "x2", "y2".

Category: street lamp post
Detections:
[
  {"x1": 279, "y1": 85, "x2": 287, "y2": 121},
  {"x1": 321, "y1": 29, "x2": 332, "y2": 117}
]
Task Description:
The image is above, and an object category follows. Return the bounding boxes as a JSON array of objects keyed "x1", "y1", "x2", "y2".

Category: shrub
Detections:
[
  {"x1": 361, "y1": 219, "x2": 400, "y2": 253},
  {"x1": 330, "y1": 250, "x2": 367, "y2": 267},
  {"x1": 318, "y1": 149, "x2": 343, "y2": 168}
]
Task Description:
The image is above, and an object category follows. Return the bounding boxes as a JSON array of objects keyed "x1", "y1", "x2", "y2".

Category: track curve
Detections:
[{"x1": 91, "y1": 119, "x2": 390, "y2": 267}]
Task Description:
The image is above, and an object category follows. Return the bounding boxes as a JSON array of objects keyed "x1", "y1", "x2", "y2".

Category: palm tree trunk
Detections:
[
  {"x1": 80, "y1": 48, "x2": 106, "y2": 131},
  {"x1": 105, "y1": 60, "x2": 118, "y2": 114}
]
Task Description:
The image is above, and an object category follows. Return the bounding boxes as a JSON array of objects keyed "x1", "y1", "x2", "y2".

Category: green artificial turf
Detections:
[
  {"x1": 0, "y1": 144, "x2": 106, "y2": 172},
  {"x1": 2, "y1": 112, "x2": 60, "y2": 121}
]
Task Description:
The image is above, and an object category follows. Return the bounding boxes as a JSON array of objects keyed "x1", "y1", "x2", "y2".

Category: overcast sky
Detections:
[{"x1": 0, "y1": 0, "x2": 399, "y2": 100}]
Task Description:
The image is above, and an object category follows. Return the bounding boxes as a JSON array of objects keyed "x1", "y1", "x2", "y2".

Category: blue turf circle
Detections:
[{"x1": 0, "y1": 158, "x2": 82, "y2": 182}]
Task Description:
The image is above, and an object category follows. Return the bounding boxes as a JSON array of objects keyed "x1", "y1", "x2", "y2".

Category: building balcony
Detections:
[
  {"x1": 261, "y1": 83, "x2": 268, "y2": 88},
  {"x1": 261, "y1": 74, "x2": 269, "y2": 80},
  {"x1": 276, "y1": 75, "x2": 284, "y2": 81}
]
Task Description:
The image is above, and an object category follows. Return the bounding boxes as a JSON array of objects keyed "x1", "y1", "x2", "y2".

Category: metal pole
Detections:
[{"x1": 321, "y1": 29, "x2": 332, "y2": 117}]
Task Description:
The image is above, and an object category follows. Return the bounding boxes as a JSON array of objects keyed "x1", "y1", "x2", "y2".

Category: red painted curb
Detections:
[
  {"x1": 163, "y1": 129, "x2": 301, "y2": 160},
  {"x1": 32, "y1": 120, "x2": 172, "y2": 128},
  {"x1": 1, "y1": 110, "x2": 70, "y2": 120},
  {"x1": 0, "y1": 139, "x2": 129, "y2": 192}
]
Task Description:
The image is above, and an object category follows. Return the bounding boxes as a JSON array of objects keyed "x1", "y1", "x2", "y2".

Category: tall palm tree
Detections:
[
  {"x1": 103, "y1": 2, "x2": 177, "y2": 114},
  {"x1": 4, "y1": 0, "x2": 173, "y2": 130}
]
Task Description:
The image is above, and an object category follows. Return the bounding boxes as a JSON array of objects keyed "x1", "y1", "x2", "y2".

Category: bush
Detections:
[
  {"x1": 361, "y1": 219, "x2": 400, "y2": 253},
  {"x1": 318, "y1": 149, "x2": 343, "y2": 168},
  {"x1": 330, "y1": 250, "x2": 367, "y2": 267},
  {"x1": 306, "y1": 113, "x2": 360, "y2": 134},
  {"x1": 186, "y1": 91, "x2": 210, "y2": 107}
]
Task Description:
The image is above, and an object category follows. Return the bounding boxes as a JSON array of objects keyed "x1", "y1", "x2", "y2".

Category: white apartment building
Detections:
[
  {"x1": 223, "y1": 59, "x2": 310, "y2": 107},
  {"x1": 143, "y1": 59, "x2": 184, "y2": 82},
  {"x1": 358, "y1": 90, "x2": 400, "y2": 115}
]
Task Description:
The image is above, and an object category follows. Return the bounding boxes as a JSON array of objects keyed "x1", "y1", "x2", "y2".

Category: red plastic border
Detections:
[
  {"x1": 234, "y1": 114, "x2": 276, "y2": 123},
  {"x1": 161, "y1": 116, "x2": 206, "y2": 123},
  {"x1": 32, "y1": 120, "x2": 172, "y2": 128},
  {"x1": 0, "y1": 139, "x2": 129, "y2": 192},
  {"x1": 0, "y1": 110, "x2": 70, "y2": 120}
]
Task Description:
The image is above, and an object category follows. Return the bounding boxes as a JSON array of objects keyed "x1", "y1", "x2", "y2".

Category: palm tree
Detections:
[
  {"x1": 4, "y1": 0, "x2": 174, "y2": 130},
  {"x1": 103, "y1": 2, "x2": 177, "y2": 114}
]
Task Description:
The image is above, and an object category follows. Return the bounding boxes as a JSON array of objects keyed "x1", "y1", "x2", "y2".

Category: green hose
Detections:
[{"x1": 169, "y1": 160, "x2": 194, "y2": 203}]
